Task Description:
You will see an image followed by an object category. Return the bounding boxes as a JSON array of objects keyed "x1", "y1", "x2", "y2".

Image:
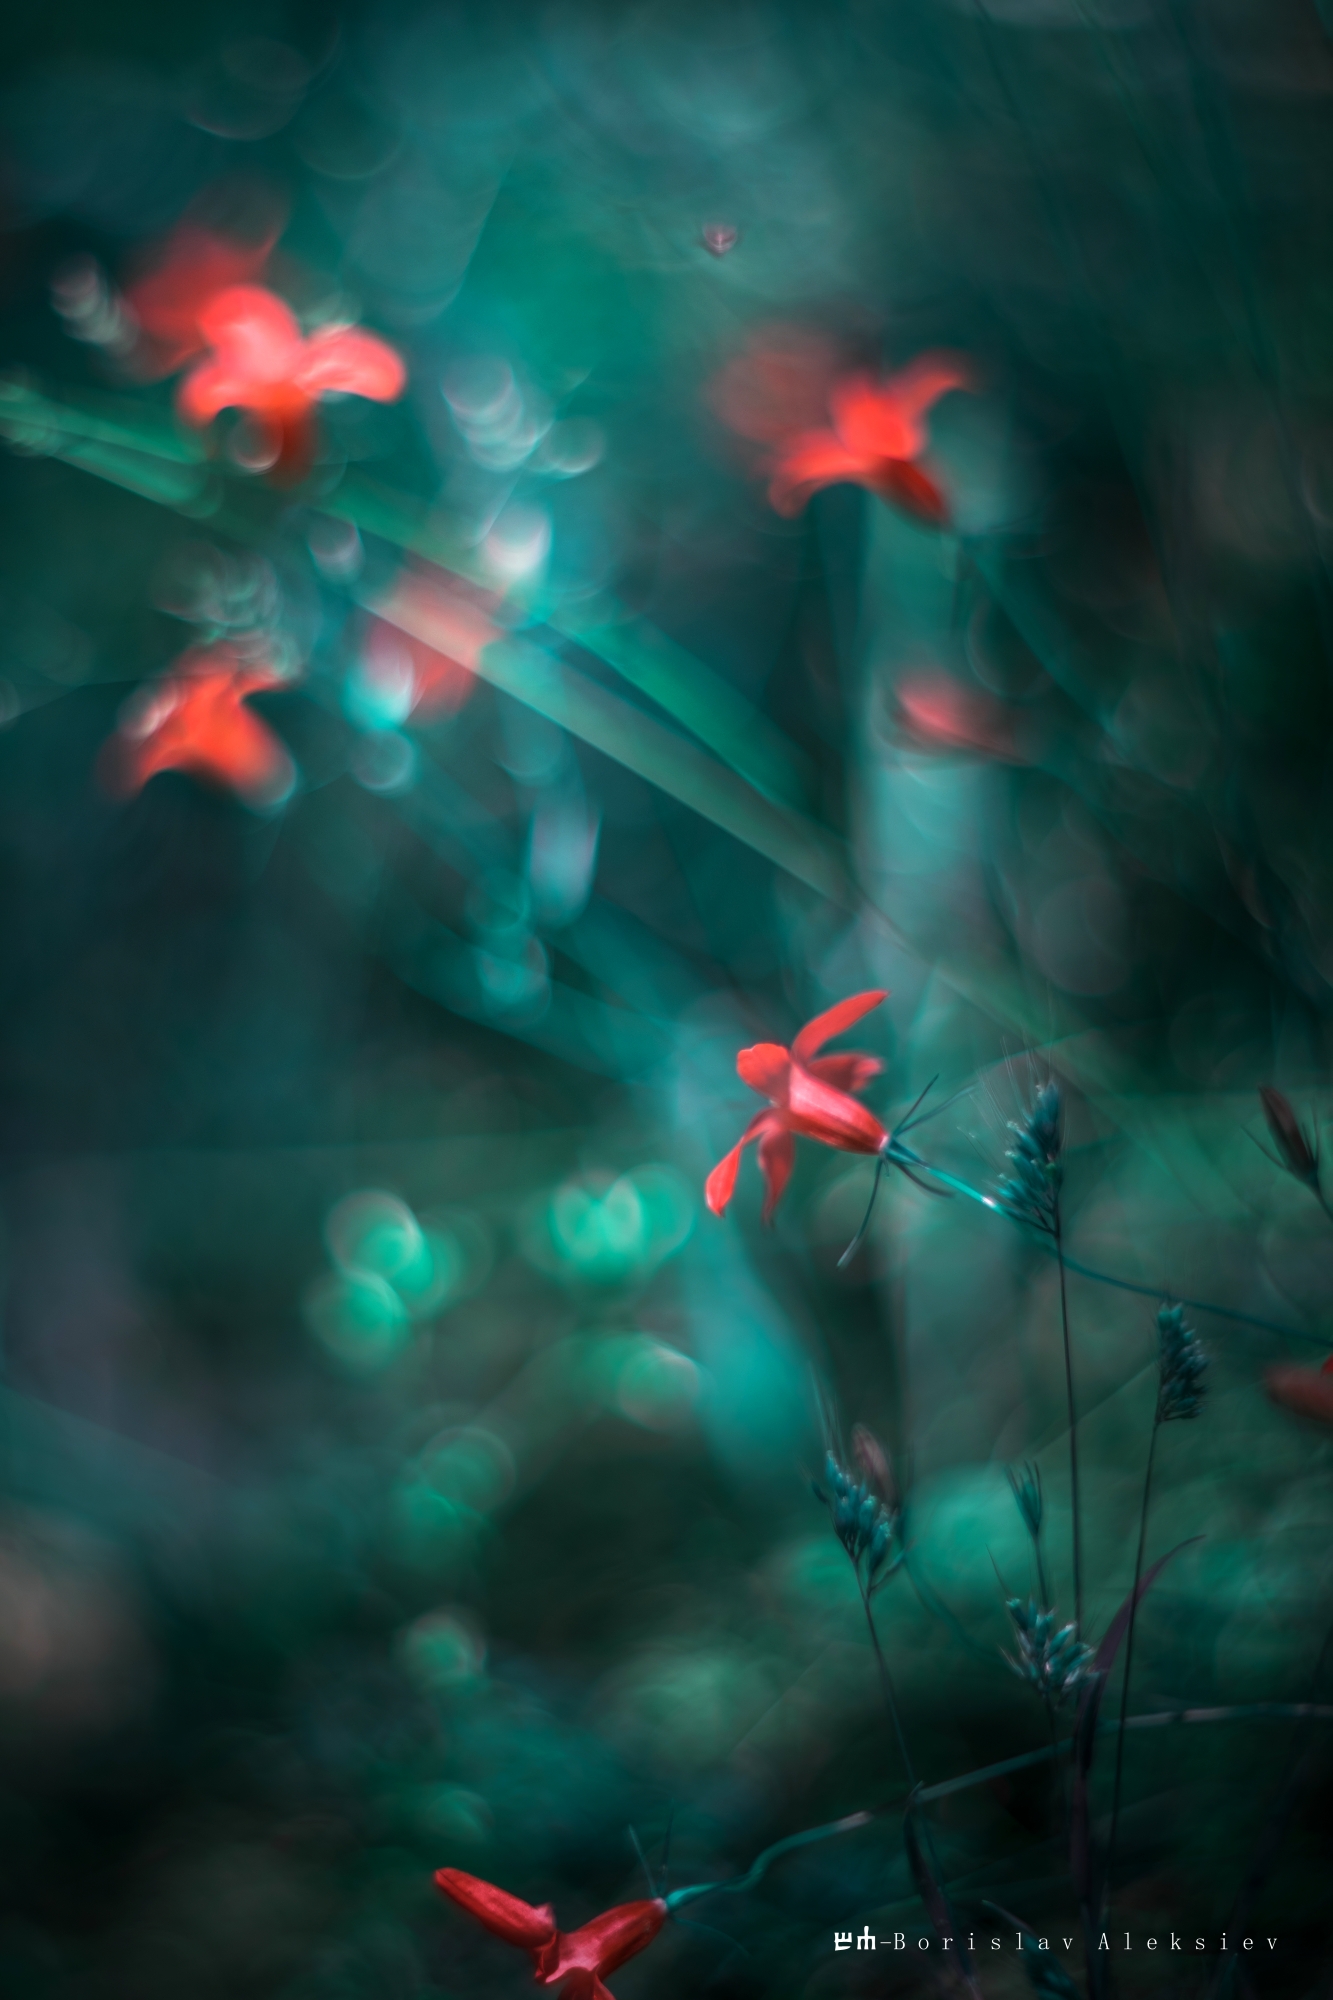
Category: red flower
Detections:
[
  {"x1": 706, "y1": 990, "x2": 889, "y2": 1222},
  {"x1": 100, "y1": 644, "x2": 294, "y2": 809},
  {"x1": 1265, "y1": 1355, "x2": 1333, "y2": 1427},
  {"x1": 765, "y1": 358, "x2": 973, "y2": 522},
  {"x1": 363, "y1": 566, "x2": 504, "y2": 722},
  {"x1": 176, "y1": 284, "x2": 406, "y2": 485},
  {"x1": 895, "y1": 670, "x2": 1027, "y2": 763},
  {"x1": 710, "y1": 330, "x2": 972, "y2": 524},
  {"x1": 125, "y1": 222, "x2": 277, "y2": 377},
  {"x1": 435, "y1": 1868, "x2": 666, "y2": 2000}
]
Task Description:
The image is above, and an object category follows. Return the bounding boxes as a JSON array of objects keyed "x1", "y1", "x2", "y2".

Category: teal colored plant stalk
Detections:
[
  {"x1": 994, "y1": 1082, "x2": 1083, "y2": 1633},
  {"x1": 1104, "y1": 1303, "x2": 1208, "y2": 1908}
]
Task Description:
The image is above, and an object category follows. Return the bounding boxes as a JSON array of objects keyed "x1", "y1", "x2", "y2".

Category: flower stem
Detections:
[
  {"x1": 1105, "y1": 1415, "x2": 1160, "y2": 1908},
  {"x1": 663, "y1": 1705, "x2": 1333, "y2": 1912},
  {"x1": 861, "y1": 1583, "x2": 918, "y2": 1790},
  {"x1": 1055, "y1": 1216, "x2": 1082, "y2": 1634}
]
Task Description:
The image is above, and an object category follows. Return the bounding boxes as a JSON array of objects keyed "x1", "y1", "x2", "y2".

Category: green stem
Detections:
[
  {"x1": 1056, "y1": 1217, "x2": 1082, "y2": 1634},
  {"x1": 1105, "y1": 1415, "x2": 1160, "y2": 1906},
  {"x1": 861, "y1": 1583, "x2": 917, "y2": 1790},
  {"x1": 664, "y1": 1705, "x2": 1333, "y2": 1913}
]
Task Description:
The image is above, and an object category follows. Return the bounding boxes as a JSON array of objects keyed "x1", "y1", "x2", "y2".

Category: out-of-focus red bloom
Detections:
[
  {"x1": 364, "y1": 567, "x2": 503, "y2": 721},
  {"x1": 435, "y1": 1867, "x2": 667, "y2": 2000},
  {"x1": 176, "y1": 284, "x2": 406, "y2": 485},
  {"x1": 895, "y1": 670, "x2": 1026, "y2": 763},
  {"x1": 710, "y1": 329, "x2": 972, "y2": 524},
  {"x1": 707, "y1": 990, "x2": 889, "y2": 1223},
  {"x1": 1258, "y1": 1086, "x2": 1320, "y2": 1190},
  {"x1": 125, "y1": 223, "x2": 276, "y2": 376},
  {"x1": 1265, "y1": 1355, "x2": 1333, "y2": 1426},
  {"x1": 100, "y1": 644, "x2": 294, "y2": 809}
]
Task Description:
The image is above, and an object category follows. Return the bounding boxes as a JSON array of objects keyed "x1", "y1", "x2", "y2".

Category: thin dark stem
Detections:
[
  {"x1": 664, "y1": 1706, "x2": 1333, "y2": 1913},
  {"x1": 1034, "y1": 1532, "x2": 1052, "y2": 1613},
  {"x1": 861, "y1": 1583, "x2": 917, "y2": 1790},
  {"x1": 1105, "y1": 1414, "x2": 1160, "y2": 1906},
  {"x1": 838, "y1": 1151, "x2": 886, "y2": 1269},
  {"x1": 1055, "y1": 1216, "x2": 1082, "y2": 1634}
]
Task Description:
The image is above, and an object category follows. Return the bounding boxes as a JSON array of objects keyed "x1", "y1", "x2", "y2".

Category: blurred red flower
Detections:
[
  {"x1": 707, "y1": 990, "x2": 889, "y2": 1222},
  {"x1": 363, "y1": 566, "x2": 504, "y2": 722},
  {"x1": 435, "y1": 1867, "x2": 666, "y2": 2000},
  {"x1": 1265, "y1": 1355, "x2": 1333, "y2": 1426},
  {"x1": 895, "y1": 669, "x2": 1026, "y2": 762},
  {"x1": 176, "y1": 284, "x2": 406, "y2": 485},
  {"x1": 125, "y1": 223, "x2": 276, "y2": 376},
  {"x1": 711, "y1": 330, "x2": 972, "y2": 524},
  {"x1": 100, "y1": 644, "x2": 294, "y2": 809}
]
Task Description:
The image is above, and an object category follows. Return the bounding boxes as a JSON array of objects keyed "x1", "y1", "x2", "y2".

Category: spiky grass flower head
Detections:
[
  {"x1": 992, "y1": 1081, "x2": 1063, "y2": 1233},
  {"x1": 1004, "y1": 1596, "x2": 1095, "y2": 1706},
  {"x1": 1006, "y1": 1461, "x2": 1043, "y2": 1542},
  {"x1": 1156, "y1": 1303, "x2": 1207, "y2": 1422},
  {"x1": 817, "y1": 1450, "x2": 899, "y2": 1577}
]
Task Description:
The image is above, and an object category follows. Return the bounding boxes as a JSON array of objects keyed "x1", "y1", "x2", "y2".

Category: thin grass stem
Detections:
[
  {"x1": 1055, "y1": 1218, "x2": 1083, "y2": 1634},
  {"x1": 1105, "y1": 1415, "x2": 1160, "y2": 1907},
  {"x1": 861, "y1": 1583, "x2": 917, "y2": 1790},
  {"x1": 664, "y1": 1705, "x2": 1333, "y2": 1913}
]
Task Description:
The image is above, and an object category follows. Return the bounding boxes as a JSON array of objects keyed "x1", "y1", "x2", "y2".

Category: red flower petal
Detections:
[
  {"x1": 1265, "y1": 1365, "x2": 1333, "y2": 1426},
  {"x1": 757, "y1": 1122, "x2": 796, "y2": 1224},
  {"x1": 705, "y1": 1109, "x2": 779, "y2": 1216},
  {"x1": 296, "y1": 324, "x2": 406, "y2": 402},
  {"x1": 434, "y1": 1869, "x2": 557, "y2": 1950},
  {"x1": 708, "y1": 326, "x2": 841, "y2": 445},
  {"x1": 871, "y1": 457, "x2": 950, "y2": 526},
  {"x1": 736, "y1": 1041, "x2": 791, "y2": 1100},
  {"x1": 126, "y1": 223, "x2": 275, "y2": 375},
  {"x1": 1258, "y1": 1086, "x2": 1318, "y2": 1183},
  {"x1": 896, "y1": 671, "x2": 1022, "y2": 761},
  {"x1": 551, "y1": 1976, "x2": 613, "y2": 2000},
  {"x1": 791, "y1": 990, "x2": 888, "y2": 1063},
  {"x1": 101, "y1": 646, "x2": 294, "y2": 807},
  {"x1": 888, "y1": 352, "x2": 975, "y2": 422},
  {"x1": 765, "y1": 429, "x2": 870, "y2": 515},
  {"x1": 543, "y1": 1900, "x2": 667, "y2": 1982},
  {"x1": 785, "y1": 1063, "x2": 886, "y2": 1154},
  {"x1": 806, "y1": 1053, "x2": 882, "y2": 1094},
  {"x1": 195, "y1": 283, "x2": 305, "y2": 377},
  {"x1": 830, "y1": 373, "x2": 920, "y2": 461}
]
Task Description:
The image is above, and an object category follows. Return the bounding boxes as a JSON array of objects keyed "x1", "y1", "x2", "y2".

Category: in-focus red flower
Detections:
[
  {"x1": 99, "y1": 644, "x2": 294, "y2": 809},
  {"x1": 711, "y1": 330, "x2": 972, "y2": 524},
  {"x1": 706, "y1": 990, "x2": 889, "y2": 1223},
  {"x1": 435, "y1": 1867, "x2": 666, "y2": 2000},
  {"x1": 1265, "y1": 1355, "x2": 1333, "y2": 1427},
  {"x1": 125, "y1": 222, "x2": 276, "y2": 377},
  {"x1": 176, "y1": 284, "x2": 406, "y2": 485}
]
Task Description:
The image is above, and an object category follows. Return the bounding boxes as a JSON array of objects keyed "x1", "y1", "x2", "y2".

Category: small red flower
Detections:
[
  {"x1": 710, "y1": 330, "x2": 972, "y2": 524},
  {"x1": 125, "y1": 222, "x2": 277, "y2": 377},
  {"x1": 100, "y1": 644, "x2": 294, "y2": 809},
  {"x1": 765, "y1": 358, "x2": 973, "y2": 522},
  {"x1": 895, "y1": 670, "x2": 1026, "y2": 763},
  {"x1": 435, "y1": 1868, "x2": 667, "y2": 2000},
  {"x1": 706, "y1": 990, "x2": 889, "y2": 1223},
  {"x1": 1265, "y1": 1355, "x2": 1333, "y2": 1427},
  {"x1": 364, "y1": 566, "x2": 503, "y2": 722},
  {"x1": 176, "y1": 284, "x2": 406, "y2": 485},
  {"x1": 1258, "y1": 1086, "x2": 1320, "y2": 1189}
]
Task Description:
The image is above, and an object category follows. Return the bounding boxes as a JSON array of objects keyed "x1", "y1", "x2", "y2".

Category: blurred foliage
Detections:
[{"x1": 1, "y1": 1, "x2": 1333, "y2": 1997}]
